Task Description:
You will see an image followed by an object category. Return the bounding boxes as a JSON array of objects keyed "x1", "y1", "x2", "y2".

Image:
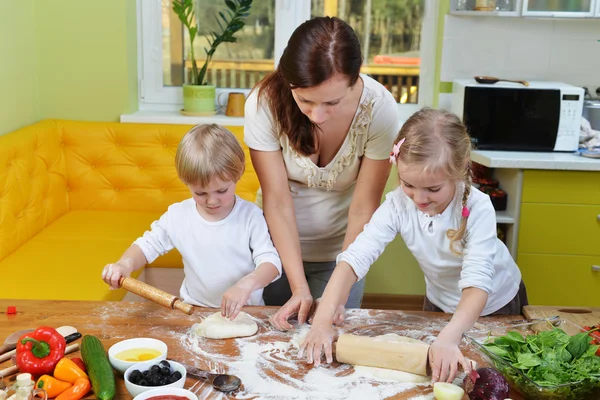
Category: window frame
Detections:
[{"x1": 136, "y1": 0, "x2": 438, "y2": 111}]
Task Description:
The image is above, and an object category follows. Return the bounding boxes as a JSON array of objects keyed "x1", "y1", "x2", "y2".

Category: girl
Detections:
[
  {"x1": 300, "y1": 108, "x2": 527, "y2": 383},
  {"x1": 102, "y1": 124, "x2": 282, "y2": 320},
  {"x1": 244, "y1": 16, "x2": 401, "y2": 330}
]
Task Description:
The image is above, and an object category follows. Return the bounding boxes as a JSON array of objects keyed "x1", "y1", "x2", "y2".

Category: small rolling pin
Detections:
[
  {"x1": 119, "y1": 277, "x2": 194, "y2": 315},
  {"x1": 335, "y1": 334, "x2": 430, "y2": 376}
]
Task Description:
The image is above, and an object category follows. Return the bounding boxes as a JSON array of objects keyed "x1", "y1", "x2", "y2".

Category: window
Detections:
[{"x1": 138, "y1": 0, "x2": 437, "y2": 109}]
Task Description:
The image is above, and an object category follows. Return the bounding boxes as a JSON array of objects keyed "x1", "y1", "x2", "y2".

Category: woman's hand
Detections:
[
  {"x1": 309, "y1": 298, "x2": 345, "y2": 326},
  {"x1": 101, "y1": 261, "x2": 133, "y2": 289},
  {"x1": 269, "y1": 289, "x2": 313, "y2": 330},
  {"x1": 428, "y1": 336, "x2": 471, "y2": 383},
  {"x1": 298, "y1": 323, "x2": 336, "y2": 367}
]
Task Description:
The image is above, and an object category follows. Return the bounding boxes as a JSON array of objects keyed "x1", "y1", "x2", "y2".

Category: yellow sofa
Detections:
[{"x1": 0, "y1": 120, "x2": 259, "y2": 301}]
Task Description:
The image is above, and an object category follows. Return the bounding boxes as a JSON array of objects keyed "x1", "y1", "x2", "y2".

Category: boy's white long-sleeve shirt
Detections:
[
  {"x1": 338, "y1": 186, "x2": 521, "y2": 315},
  {"x1": 133, "y1": 196, "x2": 282, "y2": 307}
]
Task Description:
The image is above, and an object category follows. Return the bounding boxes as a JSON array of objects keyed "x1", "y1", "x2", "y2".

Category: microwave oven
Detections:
[{"x1": 451, "y1": 79, "x2": 584, "y2": 152}]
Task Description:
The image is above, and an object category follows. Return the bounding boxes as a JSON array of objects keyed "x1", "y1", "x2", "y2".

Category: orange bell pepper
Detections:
[
  {"x1": 55, "y1": 377, "x2": 91, "y2": 400},
  {"x1": 36, "y1": 375, "x2": 72, "y2": 398},
  {"x1": 53, "y1": 358, "x2": 88, "y2": 383}
]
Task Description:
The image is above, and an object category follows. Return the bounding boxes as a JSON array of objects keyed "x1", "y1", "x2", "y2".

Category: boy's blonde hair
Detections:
[
  {"x1": 175, "y1": 124, "x2": 245, "y2": 187},
  {"x1": 394, "y1": 108, "x2": 472, "y2": 255}
]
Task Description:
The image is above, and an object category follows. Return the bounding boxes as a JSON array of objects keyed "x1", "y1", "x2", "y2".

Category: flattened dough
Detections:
[
  {"x1": 193, "y1": 311, "x2": 258, "y2": 339},
  {"x1": 352, "y1": 334, "x2": 431, "y2": 383}
]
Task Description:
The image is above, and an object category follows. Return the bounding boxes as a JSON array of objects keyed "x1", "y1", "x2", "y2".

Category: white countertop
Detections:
[{"x1": 471, "y1": 150, "x2": 600, "y2": 171}]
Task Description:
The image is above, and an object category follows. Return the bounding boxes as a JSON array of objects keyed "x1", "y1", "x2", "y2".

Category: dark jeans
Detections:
[
  {"x1": 263, "y1": 261, "x2": 366, "y2": 309},
  {"x1": 423, "y1": 280, "x2": 529, "y2": 315}
]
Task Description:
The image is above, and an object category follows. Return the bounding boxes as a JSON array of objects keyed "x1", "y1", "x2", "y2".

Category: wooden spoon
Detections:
[{"x1": 474, "y1": 76, "x2": 529, "y2": 87}]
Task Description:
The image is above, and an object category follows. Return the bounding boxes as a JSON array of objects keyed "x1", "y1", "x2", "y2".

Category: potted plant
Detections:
[{"x1": 173, "y1": 0, "x2": 253, "y2": 115}]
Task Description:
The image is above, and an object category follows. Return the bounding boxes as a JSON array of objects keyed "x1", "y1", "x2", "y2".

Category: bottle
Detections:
[{"x1": 10, "y1": 374, "x2": 47, "y2": 400}]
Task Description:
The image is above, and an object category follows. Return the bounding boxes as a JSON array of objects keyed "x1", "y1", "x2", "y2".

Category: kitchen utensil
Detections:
[
  {"x1": 182, "y1": 362, "x2": 241, "y2": 393},
  {"x1": 0, "y1": 330, "x2": 33, "y2": 357},
  {"x1": 0, "y1": 329, "x2": 81, "y2": 364},
  {"x1": 118, "y1": 277, "x2": 194, "y2": 315},
  {"x1": 523, "y1": 305, "x2": 600, "y2": 328},
  {"x1": 583, "y1": 99, "x2": 600, "y2": 130},
  {"x1": 474, "y1": 76, "x2": 529, "y2": 87},
  {"x1": 0, "y1": 343, "x2": 79, "y2": 378},
  {"x1": 335, "y1": 333, "x2": 429, "y2": 376}
]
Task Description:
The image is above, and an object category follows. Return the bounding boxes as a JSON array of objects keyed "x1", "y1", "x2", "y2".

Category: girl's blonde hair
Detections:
[
  {"x1": 175, "y1": 124, "x2": 245, "y2": 186},
  {"x1": 394, "y1": 108, "x2": 472, "y2": 255}
]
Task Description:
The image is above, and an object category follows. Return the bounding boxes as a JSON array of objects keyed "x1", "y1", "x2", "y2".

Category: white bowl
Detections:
[
  {"x1": 133, "y1": 387, "x2": 198, "y2": 400},
  {"x1": 124, "y1": 359, "x2": 187, "y2": 398},
  {"x1": 108, "y1": 338, "x2": 167, "y2": 375}
]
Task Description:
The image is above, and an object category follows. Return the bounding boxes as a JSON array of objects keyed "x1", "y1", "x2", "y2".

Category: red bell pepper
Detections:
[{"x1": 16, "y1": 326, "x2": 66, "y2": 376}]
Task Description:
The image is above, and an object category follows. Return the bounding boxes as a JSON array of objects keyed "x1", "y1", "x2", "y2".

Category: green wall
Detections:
[
  {"x1": 364, "y1": 168, "x2": 425, "y2": 295},
  {"x1": 0, "y1": 1, "x2": 40, "y2": 136},
  {"x1": 35, "y1": 0, "x2": 137, "y2": 122}
]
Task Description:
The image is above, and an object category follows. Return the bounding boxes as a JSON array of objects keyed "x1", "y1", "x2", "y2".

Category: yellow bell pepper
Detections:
[
  {"x1": 36, "y1": 375, "x2": 72, "y2": 398},
  {"x1": 53, "y1": 358, "x2": 88, "y2": 383}
]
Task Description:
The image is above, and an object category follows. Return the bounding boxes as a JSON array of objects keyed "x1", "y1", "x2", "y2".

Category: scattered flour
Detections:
[{"x1": 182, "y1": 309, "x2": 439, "y2": 399}]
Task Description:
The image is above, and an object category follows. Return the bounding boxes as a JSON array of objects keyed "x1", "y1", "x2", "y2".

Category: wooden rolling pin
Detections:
[
  {"x1": 336, "y1": 334, "x2": 430, "y2": 376},
  {"x1": 119, "y1": 277, "x2": 194, "y2": 315}
]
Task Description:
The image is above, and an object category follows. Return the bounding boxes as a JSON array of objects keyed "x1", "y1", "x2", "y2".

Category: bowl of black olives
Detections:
[{"x1": 125, "y1": 359, "x2": 186, "y2": 397}]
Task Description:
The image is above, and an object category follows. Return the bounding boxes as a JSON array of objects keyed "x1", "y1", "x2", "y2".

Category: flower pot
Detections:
[{"x1": 182, "y1": 84, "x2": 216, "y2": 115}]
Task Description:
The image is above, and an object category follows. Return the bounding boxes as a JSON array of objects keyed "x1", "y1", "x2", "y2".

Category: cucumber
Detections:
[{"x1": 81, "y1": 335, "x2": 116, "y2": 400}]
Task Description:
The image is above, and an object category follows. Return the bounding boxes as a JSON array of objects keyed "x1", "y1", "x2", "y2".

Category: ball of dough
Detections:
[{"x1": 193, "y1": 311, "x2": 258, "y2": 339}]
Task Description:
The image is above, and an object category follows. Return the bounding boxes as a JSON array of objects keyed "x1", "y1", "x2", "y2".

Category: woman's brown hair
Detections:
[
  {"x1": 393, "y1": 108, "x2": 473, "y2": 255},
  {"x1": 256, "y1": 16, "x2": 362, "y2": 156}
]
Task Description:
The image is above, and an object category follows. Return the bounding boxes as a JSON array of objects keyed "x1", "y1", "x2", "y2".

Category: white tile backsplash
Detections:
[{"x1": 441, "y1": 15, "x2": 600, "y2": 90}]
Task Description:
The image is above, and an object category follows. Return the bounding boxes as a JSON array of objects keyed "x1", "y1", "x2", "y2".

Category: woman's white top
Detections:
[
  {"x1": 338, "y1": 185, "x2": 521, "y2": 315},
  {"x1": 134, "y1": 196, "x2": 282, "y2": 307},
  {"x1": 244, "y1": 74, "x2": 401, "y2": 261}
]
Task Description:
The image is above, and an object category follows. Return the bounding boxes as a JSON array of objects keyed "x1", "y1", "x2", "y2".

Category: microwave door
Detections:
[{"x1": 463, "y1": 87, "x2": 560, "y2": 151}]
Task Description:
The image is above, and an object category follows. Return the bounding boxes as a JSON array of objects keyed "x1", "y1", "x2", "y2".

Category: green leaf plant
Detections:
[{"x1": 172, "y1": 0, "x2": 253, "y2": 86}]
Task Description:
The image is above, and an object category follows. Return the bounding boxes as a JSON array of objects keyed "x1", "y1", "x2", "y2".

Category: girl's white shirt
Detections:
[
  {"x1": 338, "y1": 184, "x2": 521, "y2": 315},
  {"x1": 133, "y1": 196, "x2": 282, "y2": 307},
  {"x1": 244, "y1": 74, "x2": 400, "y2": 262}
]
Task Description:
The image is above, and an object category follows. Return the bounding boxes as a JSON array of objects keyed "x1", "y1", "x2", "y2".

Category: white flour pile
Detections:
[{"x1": 181, "y1": 310, "x2": 439, "y2": 400}]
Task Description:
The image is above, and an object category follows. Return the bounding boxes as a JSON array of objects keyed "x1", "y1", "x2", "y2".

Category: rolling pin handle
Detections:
[{"x1": 173, "y1": 299, "x2": 194, "y2": 315}]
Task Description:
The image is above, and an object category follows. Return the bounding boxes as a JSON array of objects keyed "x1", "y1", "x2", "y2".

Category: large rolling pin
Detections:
[
  {"x1": 119, "y1": 277, "x2": 194, "y2": 315},
  {"x1": 335, "y1": 333, "x2": 430, "y2": 376}
]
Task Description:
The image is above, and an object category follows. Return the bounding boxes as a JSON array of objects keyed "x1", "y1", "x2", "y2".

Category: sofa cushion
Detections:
[
  {"x1": 0, "y1": 120, "x2": 69, "y2": 261},
  {"x1": 0, "y1": 210, "x2": 183, "y2": 301}
]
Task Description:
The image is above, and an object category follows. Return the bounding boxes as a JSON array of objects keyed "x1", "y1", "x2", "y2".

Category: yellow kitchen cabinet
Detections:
[
  {"x1": 518, "y1": 254, "x2": 600, "y2": 307},
  {"x1": 517, "y1": 170, "x2": 600, "y2": 307},
  {"x1": 520, "y1": 204, "x2": 600, "y2": 255}
]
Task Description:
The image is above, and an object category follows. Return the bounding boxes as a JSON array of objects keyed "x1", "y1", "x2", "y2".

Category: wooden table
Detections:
[{"x1": 0, "y1": 300, "x2": 524, "y2": 399}]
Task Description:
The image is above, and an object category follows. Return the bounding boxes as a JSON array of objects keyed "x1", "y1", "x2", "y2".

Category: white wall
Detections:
[{"x1": 438, "y1": 16, "x2": 600, "y2": 109}]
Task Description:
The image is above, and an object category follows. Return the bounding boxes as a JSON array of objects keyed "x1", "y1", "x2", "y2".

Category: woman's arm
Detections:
[
  {"x1": 250, "y1": 148, "x2": 313, "y2": 330},
  {"x1": 343, "y1": 157, "x2": 391, "y2": 250}
]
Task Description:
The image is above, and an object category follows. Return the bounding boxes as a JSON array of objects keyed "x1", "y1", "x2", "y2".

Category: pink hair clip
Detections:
[
  {"x1": 389, "y1": 138, "x2": 405, "y2": 164},
  {"x1": 462, "y1": 206, "x2": 470, "y2": 218}
]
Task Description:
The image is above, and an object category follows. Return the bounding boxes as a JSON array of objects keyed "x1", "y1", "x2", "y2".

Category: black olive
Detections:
[
  {"x1": 131, "y1": 369, "x2": 143, "y2": 381},
  {"x1": 159, "y1": 365, "x2": 171, "y2": 376},
  {"x1": 159, "y1": 360, "x2": 171, "y2": 369},
  {"x1": 150, "y1": 365, "x2": 161, "y2": 374},
  {"x1": 138, "y1": 378, "x2": 148, "y2": 386},
  {"x1": 171, "y1": 371, "x2": 183, "y2": 381},
  {"x1": 158, "y1": 376, "x2": 169, "y2": 386}
]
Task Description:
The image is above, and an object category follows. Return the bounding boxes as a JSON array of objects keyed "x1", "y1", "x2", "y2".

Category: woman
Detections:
[{"x1": 244, "y1": 16, "x2": 401, "y2": 330}]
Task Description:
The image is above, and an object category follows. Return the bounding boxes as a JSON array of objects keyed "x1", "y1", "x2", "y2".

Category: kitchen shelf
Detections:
[{"x1": 496, "y1": 211, "x2": 516, "y2": 224}]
